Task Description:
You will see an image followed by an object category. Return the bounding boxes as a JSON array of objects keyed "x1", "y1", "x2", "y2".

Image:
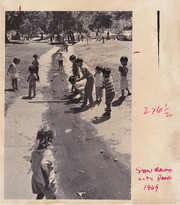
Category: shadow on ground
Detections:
[
  {"x1": 112, "y1": 96, "x2": 126, "y2": 107},
  {"x1": 65, "y1": 106, "x2": 89, "y2": 114}
]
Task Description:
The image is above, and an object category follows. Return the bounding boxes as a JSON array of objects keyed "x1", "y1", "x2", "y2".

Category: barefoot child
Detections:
[
  {"x1": 100, "y1": 68, "x2": 115, "y2": 117},
  {"x1": 27, "y1": 67, "x2": 38, "y2": 98},
  {"x1": 118, "y1": 56, "x2": 131, "y2": 97},
  {"x1": 7, "y1": 58, "x2": 20, "y2": 91},
  {"x1": 56, "y1": 52, "x2": 65, "y2": 71},
  {"x1": 30, "y1": 125, "x2": 57, "y2": 199},
  {"x1": 32, "y1": 54, "x2": 40, "y2": 81},
  {"x1": 94, "y1": 66, "x2": 103, "y2": 103}
]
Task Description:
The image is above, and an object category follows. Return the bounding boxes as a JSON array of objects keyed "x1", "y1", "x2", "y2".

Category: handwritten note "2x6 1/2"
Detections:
[
  {"x1": 143, "y1": 103, "x2": 173, "y2": 118},
  {"x1": 136, "y1": 167, "x2": 173, "y2": 192}
]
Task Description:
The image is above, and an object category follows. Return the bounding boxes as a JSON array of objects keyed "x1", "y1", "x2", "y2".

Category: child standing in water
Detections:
[
  {"x1": 94, "y1": 66, "x2": 103, "y2": 103},
  {"x1": 118, "y1": 56, "x2": 131, "y2": 97},
  {"x1": 27, "y1": 67, "x2": 38, "y2": 98},
  {"x1": 32, "y1": 54, "x2": 40, "y2": 81},
  {"x1": 56, "y1": 52, "x2": 65, "y2": 71},
  {"x1": 31, "y1": 125, "x2": 57, "y2": 199}
]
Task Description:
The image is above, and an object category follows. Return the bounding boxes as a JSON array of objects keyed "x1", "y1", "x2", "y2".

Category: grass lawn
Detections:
[
  {"x1": 73, "y1": 39, "x2": 132, "y2": 97},
  {"x1": 5, "y1": 42, "x2": 53, "y2": 115}
]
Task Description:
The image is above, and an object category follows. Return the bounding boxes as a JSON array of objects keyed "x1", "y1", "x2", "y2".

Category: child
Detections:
[
  {"x1": 31, "y1": 125, "x2": 57, "y2": 199},
  {"x1": 76, "y1": 58, "x2": 94, "y2": 108},
  {"x1": 69, "y1": 55, "x2": 80, "y2": 92},
  {"x1": 94, "y1": 66, "x2": 103, "y2": 103},
  {"x1": 56, "y1": 52, "x2": 65, "y2": 71},
  {"x1": 119, "y1": 56, "x2": 131, "y2": 97},
  {"x1": 32, "y1": 54, "x2": 40, "y2": 81},
  {"x1": 100, "y1": 68, "x2": 115, "y2": 117},
  {"x1": 27, "y1": 67, "x2": 38, "y2": 98},
  {"x1": 68, "y1": 75, "x2": 84, "y2": 100},
  {"x1": 7, "y1": 58, "x2": 20, "y2": 91}
]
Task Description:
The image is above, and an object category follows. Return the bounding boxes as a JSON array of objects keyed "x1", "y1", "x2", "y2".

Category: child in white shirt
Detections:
[{"x1": 94, "y1": 66, "x2": 103, "y2": 103}]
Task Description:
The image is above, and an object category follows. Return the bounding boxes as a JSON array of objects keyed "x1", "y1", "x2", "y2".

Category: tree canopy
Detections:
[{"x1": 5, "y1": 11, "x2": 132, "y2": 42}]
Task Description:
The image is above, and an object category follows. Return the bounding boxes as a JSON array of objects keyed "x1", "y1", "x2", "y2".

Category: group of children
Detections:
[
  {"x1": 30, "y1": 54, "x2": 132, "y2": 200},
  {"x1": 68, "y1": 54, "x2": 131, "y2": 117},
  {"x1": 7, "y1": 50, "x2": 131, "y2": 200},
  {"x1": 7, "y1": 54, "x2": 40, "y2": 98}
]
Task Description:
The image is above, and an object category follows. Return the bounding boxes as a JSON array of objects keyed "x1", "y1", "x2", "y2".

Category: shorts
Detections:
[
  {"x1": 32, "y1": 175, "x2": 57, "y2": 199},
  {"x1": 58, "y1": 60, "x2": 63, "y2": 66}
]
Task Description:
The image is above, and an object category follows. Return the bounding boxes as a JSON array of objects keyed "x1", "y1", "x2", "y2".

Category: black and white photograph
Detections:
[{"x1": 4, "y1": 11, "x2": 132, "y2": 200}]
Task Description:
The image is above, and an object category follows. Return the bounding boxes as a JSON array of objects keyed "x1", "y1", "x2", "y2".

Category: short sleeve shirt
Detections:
[{"x1": 31, "y1": 148, "x2": 55, "y2": 185}]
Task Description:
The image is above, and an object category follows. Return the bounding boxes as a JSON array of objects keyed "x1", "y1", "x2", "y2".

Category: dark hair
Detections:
[
  {"x1": 69, "y1": 55, "x2": 76, "y2": 61},
  {"x1": 33, "y1": 54, "x2": 38, "y2": 58},
  {"x1": 120, "y1": 56, "x2": 128, "y2": 62},
  {"x1": 75, "y1": 58, "x2": 83, "y2": 63},
  {"x1": 96, "y1": 66, "x2": 102, "y2": 71},
  {"x1": 68, "y1": 75, "x2": 76, "y2": 84},
  {"x1": 37, "y1": 125, "x2": 56, "y2": 148},
  {"x1": 13, "y1": 58, "x2": 20, "y2": 64},
  {"x1": 102, "y1": 67, "x2": 111, "y2": 75}
]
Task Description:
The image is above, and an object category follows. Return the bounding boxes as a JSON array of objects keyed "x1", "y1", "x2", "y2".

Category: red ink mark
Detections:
[
  {"x1": 154, "y1": 167, "x2": 172, "y2": 173},
  {"x1": 152, "y1": 107, "x2": 156, "y2": 115},
  {"x1": 143, "y1": 106, "x2": 150, "y2": 115},
  {"x1": 136, "y1": 167, "x2": 153, "y2": 174},
  {"x1": 143, "y1": 104, "x2": 173, "y2": 117},
  {"x1": 19, "y1": 5, "x2": 21, "y2": 11},
  {"x1": 144, "y1": 184, "x2": 159, "y2": 192},
  {"x1": 157, "y1": 174, "x2": 172, "y2": 181},
  {"x1": 138, "y1": 176, "x2": 153, "y2": 181},
  {"x1": 133, "y1": 51, "x2": 141, "y2": 54}
]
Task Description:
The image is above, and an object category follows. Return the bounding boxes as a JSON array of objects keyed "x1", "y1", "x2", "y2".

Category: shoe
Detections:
[
  {"x1": 81, "y1": 104, "x2": 87, "y2": 108},
  {"x1": 15, "y1": 88, "x2": 19, "y2": 90},
  {"x1": 102, "y1": 112, "x2": 111, "y2": 117},
  {"x1": 89, "y1": 103, "x2": 95, "y2": 108},
  {"x1": 128, "y1": 92, "x2": 132, "y2": 96}
]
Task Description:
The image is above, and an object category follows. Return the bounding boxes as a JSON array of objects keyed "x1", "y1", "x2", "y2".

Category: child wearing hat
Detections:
[
  {"x1": 100, "y1": 68, "x2": 115, "y2": 117},
  {"x1": 32, "y1": 54, "x2": 40, "y2": 81},
  {"x1": 119, "y1": 56, "x2": 131, "y2": 97}
]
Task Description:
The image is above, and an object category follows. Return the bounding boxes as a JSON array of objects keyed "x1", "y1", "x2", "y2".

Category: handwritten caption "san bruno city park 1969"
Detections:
[{"x1": 136, "y1": 167, "x2": 173, "y2": 192}]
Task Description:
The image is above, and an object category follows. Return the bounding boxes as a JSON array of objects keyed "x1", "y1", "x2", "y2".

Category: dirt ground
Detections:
[{"x1": 4, "y1": 39, "x2": 131, "y2": 199}]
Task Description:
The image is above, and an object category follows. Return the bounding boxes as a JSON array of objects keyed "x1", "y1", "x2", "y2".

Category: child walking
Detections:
[
  {"x1": 118, "y1": 56, "x2": 131, "y2": 97},
  {"x1": 56, "y1": 52, "x2": 65, "y2": 71},
  {"x1": 27, "y1": 67, "x2": 38, "y2": 98},
  {"x1": 94, "y1": 66, "x2": 103, "y2": 103},
  {"x1": 31, "y1": 125, "x2": 57, "y2": 199},
  {"x1": 32, "y1": 54, "x2": 40, "y2": 81},
  {"x1": 101, "y1": 68, "x2": 115, "y2": 117},
  {"x1": 7, "y1": 58, "x2": 20, "y2": 91}
]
